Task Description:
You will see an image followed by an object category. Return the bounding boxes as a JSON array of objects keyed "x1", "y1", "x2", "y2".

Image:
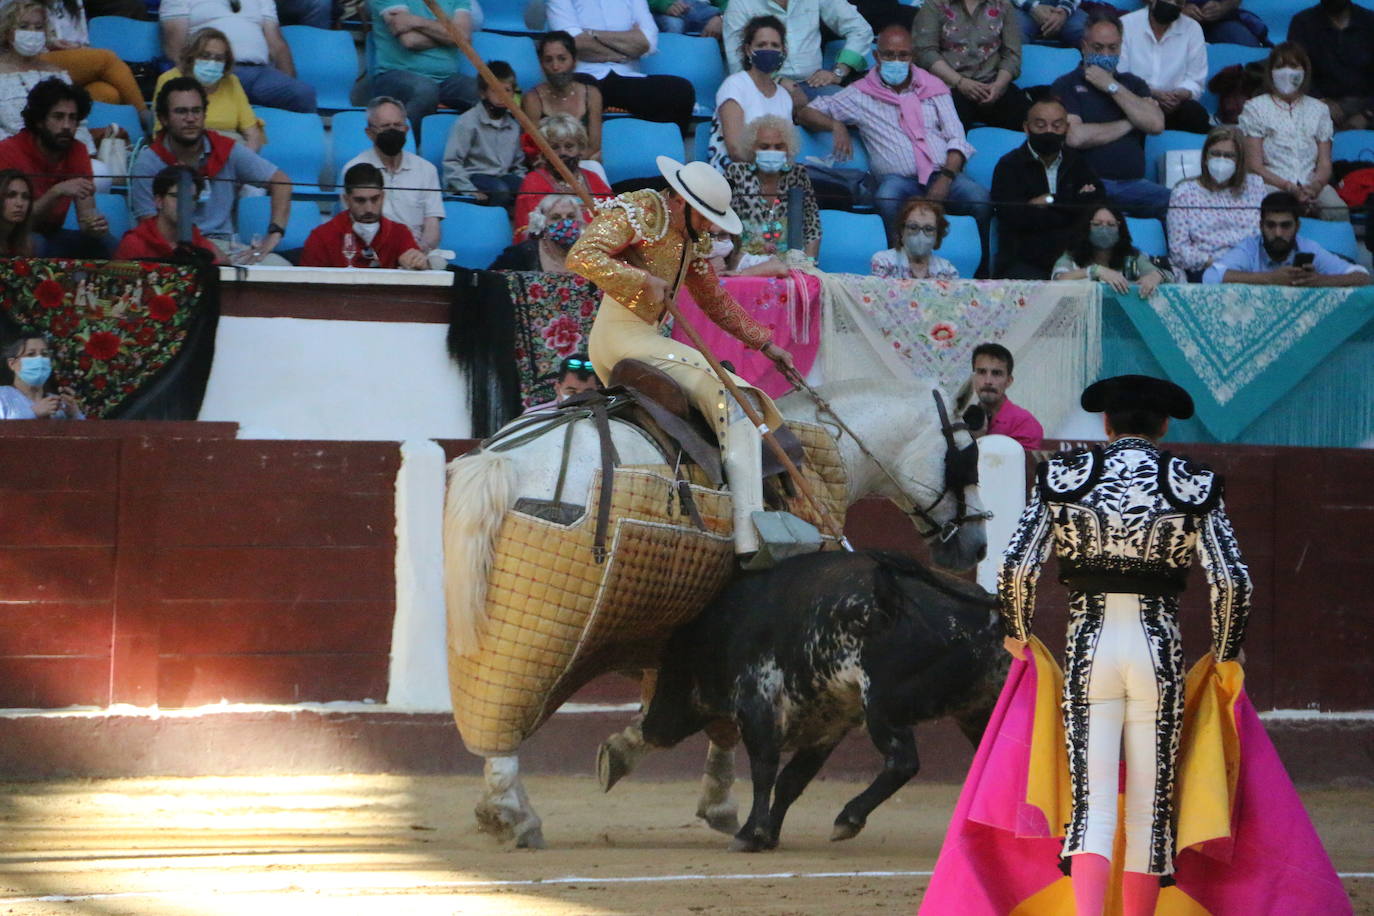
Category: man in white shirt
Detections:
[
  {"x1": 160, "y1": 0, "x2": 317, "y2": 112},
  {"x1": 546, "y1": 0, "x2": 697, "y2": 127},
  {"x1": 1120, "y1": 0, "x2": 1209, "y2": 133},
  {"x1": 341, "y1": 96, "x2": 444, "y2": 251},
  {"x1": 722, "y1": 0, "x2": 872, "y2": 99}
]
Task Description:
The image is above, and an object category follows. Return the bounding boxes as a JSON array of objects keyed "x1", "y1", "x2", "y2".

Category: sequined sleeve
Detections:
[
  {"x1": 1198, "y1": 499, "x2": 1252, "y2": 662},
  {"x1": 683, "y1": 255, "x2": 773, "y2": 350},
  {"x1": 998, "y1": 485, "x2": 1053, "y2": 641},
  {"x1": 565, "y1": 205, "x2": 654, "y2": 311}
]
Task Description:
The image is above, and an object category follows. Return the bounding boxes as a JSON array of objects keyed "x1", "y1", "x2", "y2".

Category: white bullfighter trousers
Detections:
[{"x1": 724, "y1": 398, "x2": 764, "y2": 555}]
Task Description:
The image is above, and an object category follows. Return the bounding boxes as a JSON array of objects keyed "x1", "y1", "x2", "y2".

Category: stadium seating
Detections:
[
  {"x1": 817, "y1": 209, "x2": 886, "y2": 274},
  {"x1": 821, "y1": 39, "x2": 874, "y2": 72},
  {"x1": 254, "y1": 107, "x2": 329, "y2": 195},
  {"x1": 1091, "y1": 0, "x2": 1144, "y2": 9},
  {"x1": 88, "y1": 16, "x2": 160, "y2": 64},
  {"x1": 462, "y1": 33, "x2": 543, "y2": 94},
  {"x1": 602, "y1": 118, "x2": 682, "y2": 186},
  {"x1": 941, "y1": 214, "x2": 981, "y2": 278},
  {"x1": 1019, "y1": 45, "x2": 1079, "y2": 90},
  {"x1": 64, "y1": 192, "x2": 131, "y2": 240},
  {"x1": 479, "y1": 0, "x2": 536, "y2": 34},
  {"x1": 441, "y1": 200, "x2": 512, "y2": 268},
  {"x1": 797, "y1": 126, "x2": 871, "y2": 174},
  {"x1": 1300, "y1": 219, "x2": 1360, "y2": 263},
  {"x1": 237, "y1": 196, "x2": 326, "y2": 252},
  {"x1": 1199, "y1": 44, "x2": 1268, "y2": 115},
  {"x1": 1241, "y1": 0, "x2": 1295, "y2": 43},
  {"x1": 640, "y1": 34, "x2": 726, "y2": 118},
  {"x1": 419, "y1": 112, "x2": 460, "y2": 176},
  {"x1": 965, "y1": 127, "x2": 1023, "y2": 190},
  {"x1": 1333, "y1": 130, "x2": 1374, "y2": 164},
  {"x1": 282, "y1": 26, "x2": 360, "y2": 111},
  {"x1": 693, "y1": 121, "x2": 711, "y2": 163},
  {"x1": 1126, "y1": 217, "x2": 1167, "y2": 259},
  {"x1": 1143, "y1": 129, "x2": 1202, "y2": 184},
  {"x1": 89, "y1": 101, "x2": 144, "y2": 145}
]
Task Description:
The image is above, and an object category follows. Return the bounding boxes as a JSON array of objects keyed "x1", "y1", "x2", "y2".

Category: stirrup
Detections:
[{"x1": 739, "y1": 511, "x2": 823, "y2": 570}]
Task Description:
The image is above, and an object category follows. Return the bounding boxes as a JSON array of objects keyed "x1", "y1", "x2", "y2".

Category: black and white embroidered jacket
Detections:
[{"x1": 998, "y1": 437, "x2": 1252, "y2": 661}]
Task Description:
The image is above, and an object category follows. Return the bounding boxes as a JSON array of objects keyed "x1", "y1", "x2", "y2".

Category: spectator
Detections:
[
  {"x1": 1182, "y1": 0, "x2": 1264, "y2": 48},
  {"x1": 1120, "y1": 0, "x2": 1209, "y2": 134},
  {"x1": 723, "y1": 114, "x2": 820, "y2": 274},
  {"x1": 992, "y1": 96, "x2": 1104, "y2": 279},
  {"x1": 870, "y1": 196, "x2": 960, "y2": 278},
  {"x1": 341, "y1": 95, "x2": 443, "y2": 252},
  {"x1": 489, "y1": 193, "x2": 586, "y2": 270},
  {"x1": 523, "y1": 353, "x2": 602, "y2": 412},
  {"x1": 1288, "y1": 0, "x2": 1374, "y2": 133},
  {"x1": 39, "y1": 0, "x2": 148, "y2": 114},
  {"x1": 708, "y1": 15, "x2": 801, "y2": 170},
  {"x1": 546, "y1": 0, "x2": 696, "y2": 128},
  {"x1": 0, "y1": 168, "x2": 34, "y2": 255},
  {"x1": 1203, "y1": 190, "x2": 1370, "y2": 285},
  {"x1": 651, "y1": 0, "x2": 722, "y2": 36},
  {"x1": 722, "y1": 0, "x2": 873, "y2": 100},
  {"x1": 1012, "y1": 0, "x2": 1087, "y2": 48},
  {"x1": 275, "y1": 0, "x2": 331, "y2": 29},
  {"x1": 1239, "y1": 43, "x2": 1347, "y2": 222},
  {"x1": 1051, "y1": 12, "x2": 1168, "y2": 216},
  {"x1": 513, "y1": 113, "x2": 611, "y2": 241},
  {"x1": 523, "y1": 31, "x2": 603, "y2": 161},
  {"x1": 442, "y1": 60, "x2": 526, "y2": 205},
  {"x1": 367, "y1": 0, "x2": 477, "y2": 128},
  {"x1": 302, "y1": 162, "x2": 429, "y2": 269},
  {"x1": 1167, "y1": 126, "x2": 1266, "y2": 282},
  {"x1": 131, "y1": 77, "x2": 292, "y2": 264},
  {"x1": 115, "y1": 165, "x2": 222, "y2": 262},
  {"x1": 913, "y1": 0, "x2": 1029, "y2": 132},
  {"x1": 1052, "y1": 204, "x2": 1170, "y2": 295},
  {"x1": 0, "y1": 77, "x2": 109, "y2": 256},
  {"x1": 155, "y1": 27, "x2": 266, "y2": 152},
  {"x1": 798, "y1": 23, "x2": 988, "y2": 246},
  {"x1": 160, "y1": 0, "x2": 317, "y2": 113},
  {"x1": 0, "y1": 333, "x2": 84, "y2": 420},
  {"x1": 968, "y1": 341, "x2": 1042, "y2": 450}
]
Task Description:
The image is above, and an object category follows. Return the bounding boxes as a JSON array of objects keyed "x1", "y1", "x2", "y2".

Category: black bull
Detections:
[{"x1": 641, "y1": 549, "x2": 1009, "y2": 852}]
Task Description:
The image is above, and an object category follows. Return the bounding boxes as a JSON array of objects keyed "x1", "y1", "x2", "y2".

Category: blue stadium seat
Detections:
[
  {"x1": 462, "y1": 33, "x2": 543, "y2": 94},
  {"x1": 1091, "y1": 0, "x2": 1144, "y2": 9},
  {"x1": 817, "y1": 209, "x2": 886, "y2": 274},
  {"x1": 89, "y1": 101, "x2": 144, "y2": 146},
  {"x1": 1126, "y1": 217, "x2": 1167, "y2": 258},
  {"x1": 797, "y1": 126, "x2": 871, "y2": 174},
  {"x1": 693, "y1": 121, "x2": 711, "y2": 163},
  {"x1": 1199, "y1": 44, "x2": 1268, "y2": 114},
  {"x1": 1143, "y1": 129, "x2": 1202, "y2": 183},
  {"x1": 237, "y1": 196, "x2": 325, "y2": 252},
  {"x1": 1240, "y1": 0, "x2": 1296, "y2": 43},
  {"x1": 282, "y1": 26, "x2": 361, "y2": 112},
  {"x1": 479, "y1": 0, "x2": 537, "y2": 33},
  {"x1": 254, "y1": 107, "x2": 329, "y2": 195},
  {"x1": 88, "y1": 16, "x2": 160, "y2": 63},
  {"x1": 441, "y1": 200, "x2": 512, "y2": 268},
  {"x1": 1299, "y1": 219, "x2": 1360, "y2": 263},
  {"x1": 940, "y1": 214, "x2": 982, "y2": 278},
  {"x1": 1019, "y1": 45, "x2": 1079, "y2": 90},
  {"x1": 641, "y1": 34, "x2": 726, "y2": 118},
  {"x1": 64, "y1": 192, "x2": 131, "y2": 240},
  {"x1": 821, "y1": 39, "x2": 874, "y2": 72},
  {"x1": 419, "y1": 112, "x2": 460, "y2": 176},
  {"x1": 602, "y1": 118, "x2": 682, "y2": 186},
  {"x1": 1333, "y1": 130, "x2": 1374, "y2": 164},
  {"x1": 965, "y1": 127, "x2": 1024, "y2": 190}
]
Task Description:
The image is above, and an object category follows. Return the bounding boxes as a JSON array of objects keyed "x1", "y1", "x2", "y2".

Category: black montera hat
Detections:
[{"x1": 1080, "y1": 374, "x2": 1194, "y2": 420}]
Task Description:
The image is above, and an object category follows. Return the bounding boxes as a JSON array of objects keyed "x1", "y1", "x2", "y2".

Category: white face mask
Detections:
[
  {"x1": 12, "y1": 29, "x2": 47, "y2": 57},
  {"x1": 1272, "y1": 67, "x2": 1304, "y2": 95},
  {"x1": 352, "y1": 220, "x2": 380, "y2": 244},
  {"x1": 1205, "y1": 156, "x2": 1237, "y2": 184},
  {"x1": 709, "y1": 238, "x2": 734, "y2": 260}
]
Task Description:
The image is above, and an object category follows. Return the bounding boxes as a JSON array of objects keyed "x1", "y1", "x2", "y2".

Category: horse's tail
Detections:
[{"x1": 444, "y1": 450, "x2": 516, "y2": 657}]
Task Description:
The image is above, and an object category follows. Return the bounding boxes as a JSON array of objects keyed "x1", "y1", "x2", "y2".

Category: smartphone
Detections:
[{"x1": 1293, "y1": 251, "x2": 1315, "y2": 269}]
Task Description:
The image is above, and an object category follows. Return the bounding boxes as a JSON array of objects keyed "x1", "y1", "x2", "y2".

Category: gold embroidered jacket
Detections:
[{"x1": 566, "y1": 190, "x2": 773, "y2": 350}]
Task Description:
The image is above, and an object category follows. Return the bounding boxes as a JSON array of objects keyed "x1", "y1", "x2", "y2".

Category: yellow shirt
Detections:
[{"x1": 153, "y1": 69, "x2": 265, "y2": 139}]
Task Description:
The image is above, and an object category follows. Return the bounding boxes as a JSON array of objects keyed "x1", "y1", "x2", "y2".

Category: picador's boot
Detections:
[{"x1": 723, "y1": 410, "x2": 822, "y2": 570}]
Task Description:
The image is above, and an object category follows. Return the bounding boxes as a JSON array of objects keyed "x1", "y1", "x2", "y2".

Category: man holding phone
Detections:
[{"x1": 1204, "y1": 191, "x2": 1370, "y2": 286}]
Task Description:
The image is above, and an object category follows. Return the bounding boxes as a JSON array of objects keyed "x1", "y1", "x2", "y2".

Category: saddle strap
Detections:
[
  {"x1": 589, "y1": 398, "x2": 618, "y2": 563},
  {"x1": 627, "y1": 386, "x2": 724, "y2": 487}
]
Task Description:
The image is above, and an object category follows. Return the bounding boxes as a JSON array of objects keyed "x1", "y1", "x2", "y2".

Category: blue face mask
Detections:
[
  {"x1": 16, "y1": 356, "x2": 51, "y2": 388},
  {"x1": 754, "y1": 149, "x2": 789, "y2": 173},
  {"x1": 1084, "y1": 53, "x2": 1119, "y2": 73},
  {"x1": 750, "y1": 48, "x2": 784, "y2": 73},
  {"x1": 192, "y1": 58, "x2": 225, "y2": 85},
  {"x1": 879, "y1": 60, "x2": 910, "y2": 87}
]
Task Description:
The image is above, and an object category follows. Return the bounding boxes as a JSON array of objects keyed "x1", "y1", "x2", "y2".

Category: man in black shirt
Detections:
[{"x1": 1289, "y1": 0, "x2": 1374, "y2": 131}]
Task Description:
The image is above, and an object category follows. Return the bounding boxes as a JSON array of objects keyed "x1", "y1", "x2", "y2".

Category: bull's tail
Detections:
[{"x1": 444, "y1": 450, "x2": 516, "y2": 657}]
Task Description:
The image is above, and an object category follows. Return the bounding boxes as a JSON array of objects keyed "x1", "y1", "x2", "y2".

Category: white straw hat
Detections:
[{"x1": 656, "y1": 155, "x2": 742, "y2": 236}]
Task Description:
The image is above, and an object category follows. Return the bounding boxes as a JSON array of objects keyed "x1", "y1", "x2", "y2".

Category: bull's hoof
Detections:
[
  {"x1": 515, "y1": 825, "x2": 547, "y2": 850},
  {"x1": 830, "y1": 818, "x2": 865, "y2": 842},
  {"x1": 473, "y1": 800, "x2": 516, "y2": 842},
  {"x1": 596, "y1": 730, "x2": 647, "y2": 793},
  {"x1": 695, "y1": 800, "x2": 740, "y2": 835}
]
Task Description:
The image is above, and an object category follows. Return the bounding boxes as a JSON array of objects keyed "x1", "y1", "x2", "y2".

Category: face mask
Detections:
[
  {"x1": 750, "y1": 48, "x2": 784, "y2": 73},
  {"x1": 545, "y1": 217, "x2": 581, "y2": 247},
  {"x1": 352, "y1": 220, "x2": 380, "y2": 244},
  {"x1": 1027, "y1": 130, "x2": 1065, "y2": 158},
  {"x1": 754, "y1": 149, "x2": 788, "y2": 173},
  {"x1": 1263, "y1": 234, "x2": 1294, "y2": 262},
  {"x1": 1089, "y1": 224, "x2": 1119, "y2": 249},
  {"x1": 1084, "y1": 53, "x2": 1119, "y2": 73},
  {"x1": 374, "y1": 128, "x2": 406, "y2": 157},
  {"x1": 547, "y1": 70, "x2": 575, "y2": 89},
  {"x1": 709, "y1": 237, "x2": 733, "y2": 259},
  {"x1": 558, "y1": 154, "x2": 582, "y2": 175},
  {"x1": 12, "y1": 29, "x2": 46, "y2": 57},
  {"x1": 1152, "y1": 1, "x2": 1182, "y2": 24},
  {"x1": 1205, "y1": 156, "x2": 1237, "y2": 184},
  {"x1": 16, "y1": 356, "x2": 51, "y2": 388},
  {"x1": 482, "y1": 99, "x2": 507, "y2": 119},
  {"x1": 879, "y1": 60, "x2": 909, "y2": 87},
  {"x1": 192, "y1": 58, "x2": 225, "y2": 85},
  {"x1": 903, "y1": 230, "x2": 935, "y2": 258},
  {"x1": 1273, "y1": 67, "x2": 1304, "y2": 95}
]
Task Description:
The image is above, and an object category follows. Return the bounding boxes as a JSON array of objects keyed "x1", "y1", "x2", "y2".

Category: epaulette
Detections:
[
  {"x1": 1035, "y1": 445, "x2": 1102, "y2": 502},
  {"x1": 1158, "y1": 452, "x2": 1224, "y2": 514}
]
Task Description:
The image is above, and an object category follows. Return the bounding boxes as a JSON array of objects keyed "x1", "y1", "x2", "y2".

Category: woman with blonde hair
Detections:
[
  {"x1": 36, "y1": 0, "x2": 146, "y2": 113},
  {"x1": 512, "y1": 113, "x2": 611, "y2": 242},
  {"x1": 722, "y1": 113, "x2": 819, "y2": 275},
  {"x1": 1167, "y1": 126, "x2": 1268, "y2": 282},
  {"x1": 153, "y1": 28, "x2": 265, "y2": 151}
]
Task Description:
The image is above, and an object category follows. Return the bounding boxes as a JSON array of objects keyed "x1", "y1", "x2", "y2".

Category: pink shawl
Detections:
[{"x1": 852, "y1": 65, "x2": 951, "y2": 183}]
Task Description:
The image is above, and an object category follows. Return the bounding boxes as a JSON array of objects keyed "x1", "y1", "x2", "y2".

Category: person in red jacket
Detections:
[
  {"x1": 301, "y1": 163, "x2": 429, "y2": 270},
  {"x1": 114, "y1": 166, "x2": 223, "y2": 262}
]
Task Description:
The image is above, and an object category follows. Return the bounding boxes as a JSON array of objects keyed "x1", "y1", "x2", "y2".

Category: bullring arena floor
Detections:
[{"x1": 0, "y1": 772, "x2": 1369, "y2": 915}]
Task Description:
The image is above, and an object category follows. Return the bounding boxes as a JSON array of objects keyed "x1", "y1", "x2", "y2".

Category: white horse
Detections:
[{"x1": 444, "y1": 378, "x2": 989, "y2": 848}]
